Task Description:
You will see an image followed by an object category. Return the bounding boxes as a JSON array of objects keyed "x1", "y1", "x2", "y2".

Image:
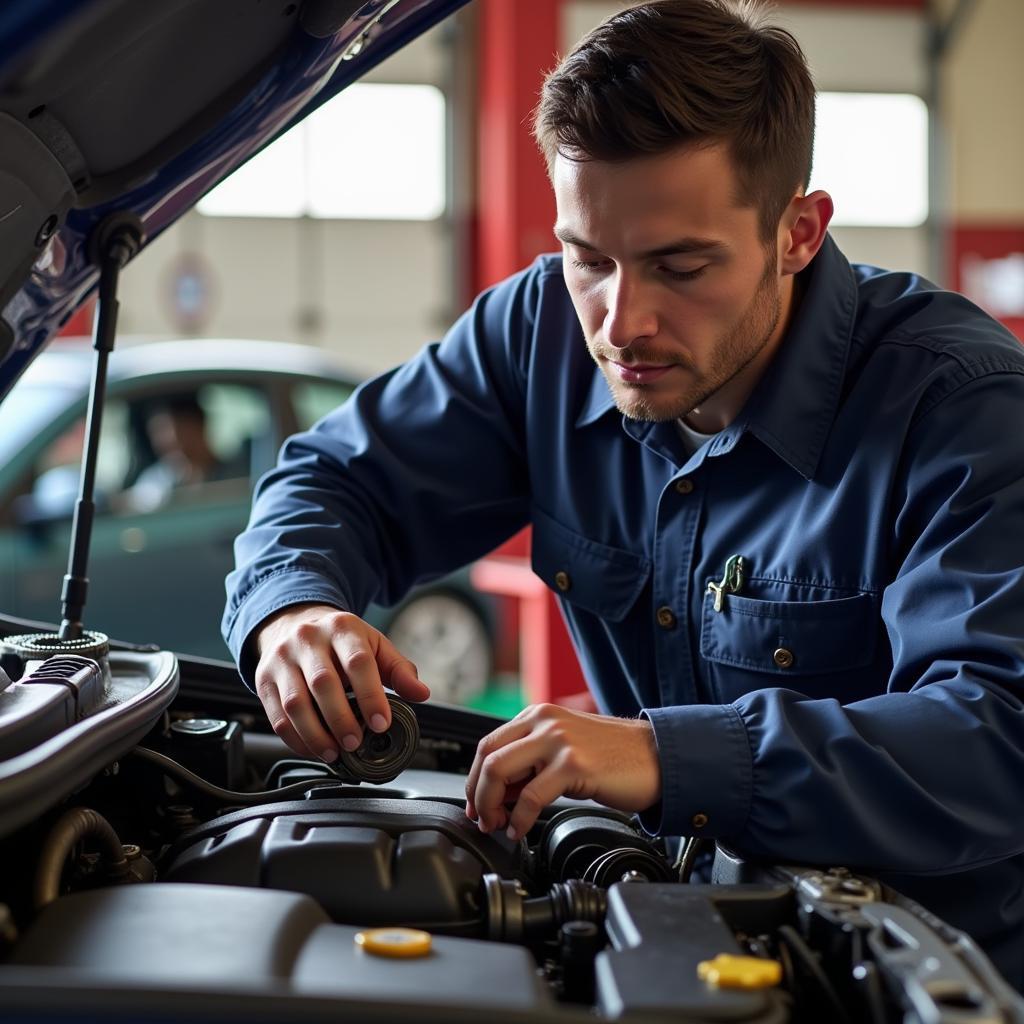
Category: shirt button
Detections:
[
  {"x1": 692, "y1": 813, "x2": 709, "y2": 830},
  {"x1": 773, "y1": 647, "x2": 794, "y2": 669},
  {"x1": 675, "y1": 477, "x2": 694, "y2": 495},
  {"x1": 656, "y1": 606, "x2": 677, "y2": 629},
  {"x1": 554, "y1": 571, "x2": 572, "y2": 592}
]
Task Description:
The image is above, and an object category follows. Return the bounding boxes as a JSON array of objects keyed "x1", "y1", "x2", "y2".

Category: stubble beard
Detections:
[{"x1": 593, "y1": 260, "x2": 782, "y2": 423}]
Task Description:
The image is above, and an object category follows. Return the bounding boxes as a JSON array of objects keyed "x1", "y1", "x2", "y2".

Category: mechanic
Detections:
[{"x1": 223, "y1": 0, "x2": 1024, "y2": 987}]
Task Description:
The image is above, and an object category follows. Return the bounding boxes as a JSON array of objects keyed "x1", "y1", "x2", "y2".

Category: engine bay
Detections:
[{"x1": 0, "y1": 623, "x2": 1021, "y2": 1024}]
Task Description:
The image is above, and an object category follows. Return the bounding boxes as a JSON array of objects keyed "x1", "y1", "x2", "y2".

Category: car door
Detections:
[{"x1": 8, "y1": 376, "x2": 278, "y2": 660}]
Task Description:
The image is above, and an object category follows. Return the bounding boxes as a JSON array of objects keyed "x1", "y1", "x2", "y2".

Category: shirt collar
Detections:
[
  {"x1": 575, "y1": 359, "x2": 617, "y2": 427},
  {"x1": 737, "y1": 234, "x2": 857, "y2": 480},
  {"x1": 574, "y1": 234, "x2": 858, "y2": 480}
]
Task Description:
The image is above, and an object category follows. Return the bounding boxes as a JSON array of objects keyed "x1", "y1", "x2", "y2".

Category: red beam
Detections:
[
  {"x1": 473, "y1": 0, "x2": 589, "y2": 706},
  {"x1": 471, "y1": 558, "x2": 594, "y2": 707},
  {"x1": 475, "y1": 0, "x2": 563, "y2": 293},
  {"x1": 475, "y1": 0, "x2": 566, "y2": 563}
]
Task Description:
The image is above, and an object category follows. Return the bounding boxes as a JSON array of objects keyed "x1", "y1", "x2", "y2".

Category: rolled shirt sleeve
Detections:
[{"x1": 222, "y1": 262, "x2": 546, "y2": 687}]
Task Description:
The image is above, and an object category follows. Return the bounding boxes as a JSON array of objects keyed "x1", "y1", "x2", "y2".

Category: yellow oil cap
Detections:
[
  {"x1": 355, "y1": 927, "x2": 433, "y2": 959},
  {"x1": 697, "y1": 954, "x2": 783, "y2": 989}
]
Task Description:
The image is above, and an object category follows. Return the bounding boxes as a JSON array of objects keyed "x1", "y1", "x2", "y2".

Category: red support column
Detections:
[
  {"x1": 472, "y1": 0, "x2": 590, "y2": 707},
  {"x1": 475, "y1": 0, "x2": 563, "y2": 293}
]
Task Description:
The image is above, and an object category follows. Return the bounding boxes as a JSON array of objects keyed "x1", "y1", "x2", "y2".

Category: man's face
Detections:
[
  {"x1": 554, "y1": 143, "x2": 786, "y2": 425},
  {"x1": 147, "y1": 409, "x2": 207, "y2": 463}
]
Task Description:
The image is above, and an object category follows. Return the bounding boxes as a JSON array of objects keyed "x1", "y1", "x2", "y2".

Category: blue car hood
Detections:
[{"x1": 0, "y1": 0, "x2": 467, "y2": 398}]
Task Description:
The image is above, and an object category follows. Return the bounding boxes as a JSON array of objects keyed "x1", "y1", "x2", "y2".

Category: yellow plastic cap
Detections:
[
  {"x1": 355, "y1": 927, "x2": 433, "y2": 959},
  {"x1": 697, "y1": 954, "x2": 783, "y2": 989}
]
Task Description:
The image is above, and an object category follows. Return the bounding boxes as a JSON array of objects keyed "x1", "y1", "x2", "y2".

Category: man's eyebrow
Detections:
[
  {"x1": 642, "y1": 238, "x2": 729, "y2": 258},
  {"x1": 553, "y1": 226, "x2": 728, "y2": 258}
]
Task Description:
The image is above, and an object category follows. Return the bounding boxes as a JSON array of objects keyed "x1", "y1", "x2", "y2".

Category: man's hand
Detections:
[
  {"x1": 464, "y1": 703, "x2": 661, "y2": 840},
  {"x1": 254, "y1": 602, "x2": 430, "y2": 762}
]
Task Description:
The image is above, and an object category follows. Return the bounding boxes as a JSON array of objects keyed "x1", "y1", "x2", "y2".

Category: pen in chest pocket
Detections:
[{"x1": 707, "y1": 554, "x2": 747, "y2": 612}]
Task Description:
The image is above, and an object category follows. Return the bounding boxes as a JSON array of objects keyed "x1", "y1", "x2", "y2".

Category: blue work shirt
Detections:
[{"x1": 224, "y1": 235, "x2": 1024, "y2": 987}]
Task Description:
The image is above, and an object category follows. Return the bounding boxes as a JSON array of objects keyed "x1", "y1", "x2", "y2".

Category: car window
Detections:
[
  {"x1": 0, "y1": 383, "x2": 80, "y2": 470},
  {"x1": 201, "y1": 383, "x2": 272, "y2": 468},
  {"x1": 122, "y1": 382, "x2": 272, "y2": 512},
  {"x1": 292, "y1": 379, "x2": 353, "y2": 431},
  {"x1": 21, "y1": 383, "x2": 272, "y2": 518},
  {"x1": 22, "y1": 401, "x2": 131, "y2": 519}
]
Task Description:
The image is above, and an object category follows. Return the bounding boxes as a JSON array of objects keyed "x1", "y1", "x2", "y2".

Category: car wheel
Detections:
[{"x1": 383, "y1": 591, "x2": 492, "y2": 706}]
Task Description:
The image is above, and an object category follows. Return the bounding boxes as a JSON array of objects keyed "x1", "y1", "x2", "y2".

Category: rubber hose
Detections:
[
  {"x1": 131, "y1": 747, "x2": 346, "y2": 805},
  {"x1": 34, "y1": 807, "x2": 128, "y2": 910}
]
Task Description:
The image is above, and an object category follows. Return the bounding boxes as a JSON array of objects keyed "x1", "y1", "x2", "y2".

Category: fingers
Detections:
[
  {"x1": 505, "y1": 762, "x2": 571, "y2": 840},
  {"x1": 255, "y1": 664, "x2": 331, "y2": 760},
  {"x1": 463, "y1": 708, "x2": 663, "y2": 841},
  {"x1": 294, "y1": 644, "x2": 364, "y2": 753},
  {"x1": 376, "y1": 635, "x2": 431, "y2": 703},
  {"x1": 254, "y1": 605, "x2": 430, "y2": 763},
  {"x1": 255, "y1": 672, "x2": 315, "y2": 758},
  {"x1": 464, "y1": 714, "x2": 534, "y2": 822},
  {"x1": 472, "y1": 735, "x2": 544, "y2": 834},
  {"x1": 331, "y1": 631, "x2": 391, "y2": 738}
]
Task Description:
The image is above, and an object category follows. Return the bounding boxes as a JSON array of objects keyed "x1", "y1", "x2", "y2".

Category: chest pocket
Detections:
[
  {"x1": 700, "y1": 586, "x2": 879, "y2": 678},
  {"x1": 531, "y1": 506, "x2": 651, "y2": 621}
]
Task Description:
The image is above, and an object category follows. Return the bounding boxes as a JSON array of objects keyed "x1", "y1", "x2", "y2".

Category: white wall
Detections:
[
  {"x1": 942, "y1": 0, "x2": 1024, "y2": 221},
  {"x1": 116, "y1": 24, "x2": 455, "y2": 377}
]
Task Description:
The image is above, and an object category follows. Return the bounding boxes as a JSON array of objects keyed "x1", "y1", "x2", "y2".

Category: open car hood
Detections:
[{"x1": 0, "y1": 0, "x2": 467, "y2": 399}]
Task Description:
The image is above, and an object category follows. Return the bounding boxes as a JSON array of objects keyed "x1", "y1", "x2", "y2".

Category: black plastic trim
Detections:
[{"x1": 0, "y1": 649, "x2": 178, "y2": 839}]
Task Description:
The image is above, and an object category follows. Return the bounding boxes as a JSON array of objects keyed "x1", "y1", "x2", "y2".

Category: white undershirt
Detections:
[{"x1": 676, "y1": 417, "x2": 719, "y2": 456}]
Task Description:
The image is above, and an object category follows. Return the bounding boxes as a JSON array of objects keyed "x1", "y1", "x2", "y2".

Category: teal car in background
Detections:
[{"x1": 0, "y1": 338, "x2": 496, "y2": 705}]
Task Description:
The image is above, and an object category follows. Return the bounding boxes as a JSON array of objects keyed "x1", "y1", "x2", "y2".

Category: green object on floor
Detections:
[{"x1": 468, "y1": 678, "x2": 526, "y2": 719}]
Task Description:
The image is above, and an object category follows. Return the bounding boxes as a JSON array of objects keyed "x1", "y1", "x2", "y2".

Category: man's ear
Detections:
[{"x1": 778, "y1": 190, "x2": 833, "y2": 275}]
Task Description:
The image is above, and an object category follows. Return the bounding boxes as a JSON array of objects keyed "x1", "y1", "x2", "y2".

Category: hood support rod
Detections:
[{"x1": 58, "y1": 213, "x2": 144, "y2": 641}]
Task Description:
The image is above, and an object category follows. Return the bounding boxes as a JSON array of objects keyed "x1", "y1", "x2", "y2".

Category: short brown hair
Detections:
[{"x1": 534, "y1": 0, "x2": 815, "y2": 242}]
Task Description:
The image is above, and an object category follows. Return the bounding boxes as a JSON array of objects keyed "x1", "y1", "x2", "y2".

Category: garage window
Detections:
[
  {"x1": 198, "y1": 83, "x2": 446, "y2": 221},
  {"x1": 810, "y1": 92, "x2": 929, "y2": 228}
]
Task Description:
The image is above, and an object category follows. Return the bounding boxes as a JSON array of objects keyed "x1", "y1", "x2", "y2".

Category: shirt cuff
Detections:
[
  {"x1": 637, "y1": 703, "x2": 754, "y2": 839},
  {"x1": 222, "y1": 568, "x2": 350, "y2": 690}
]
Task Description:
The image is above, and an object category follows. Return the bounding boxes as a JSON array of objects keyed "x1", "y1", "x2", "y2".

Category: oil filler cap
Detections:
[
  {"x1": 697, "y1": 954, "x2": 782, "y2": 989},
  {"x1": 355, "y1": 927, "x2": 433, "y2": 959}
]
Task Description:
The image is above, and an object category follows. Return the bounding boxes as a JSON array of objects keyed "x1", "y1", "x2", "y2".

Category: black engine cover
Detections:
[{"x1": 162, "y1": 796, "x2": 523, "y2": 933}]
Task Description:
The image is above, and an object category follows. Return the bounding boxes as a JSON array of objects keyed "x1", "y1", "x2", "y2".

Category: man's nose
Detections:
[{"x1": 604, "y1": 271, "x2": 656, "y2": 350}]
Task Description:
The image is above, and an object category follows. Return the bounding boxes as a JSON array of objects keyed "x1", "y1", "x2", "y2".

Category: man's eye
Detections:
[
  {"x1": 570, "y1": 258, "x2": 609, "y2": 272},
  {"x1": 662, "y1": 265, "x2": 708, "y2": 282}
]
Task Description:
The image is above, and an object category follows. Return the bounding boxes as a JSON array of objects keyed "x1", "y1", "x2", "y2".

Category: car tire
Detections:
[{"x1": 383, "y1": 590, "x2": 493, "y2": 706}]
